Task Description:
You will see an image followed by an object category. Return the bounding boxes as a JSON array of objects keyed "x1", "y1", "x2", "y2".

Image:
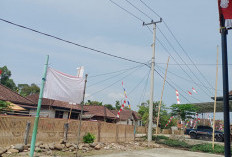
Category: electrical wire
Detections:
[
  {"x1": 156, "y1": 65, "x2": 223, "y2": 92},
  {"x1": 86, "y1": 64, "x2": 146, "y2": 98},
  {"x1": 138, "y1": 0, "x2": 216, "y2": 95},
  {"x1": 87, "y1": 64, "x2": 145, "y2": 87},
  {"x1": 155, "y1": 66, "x2": 203, "y2": 103},
  {"x1": 0, "y1": 18, "x2": 148, "y2": 67},
  {"x1": 138, "y1": 67, "x2": 150, "y2": 105}
]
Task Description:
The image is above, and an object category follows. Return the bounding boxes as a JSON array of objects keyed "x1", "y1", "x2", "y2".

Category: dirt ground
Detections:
[{"x1": 88, "y1": 147, "x2": 223, "y2": 157}]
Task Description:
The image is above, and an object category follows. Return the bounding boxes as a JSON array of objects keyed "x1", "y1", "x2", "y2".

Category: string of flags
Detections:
[
  {"x1": 175, "y1": 87, "x2": 198, "y2": 104},
  {"x1": 165, "y1": 116, "x2": 174, "y2": 128},
  {"x1": 117, "y1": 81, "x2": 131, "y2": 118}
]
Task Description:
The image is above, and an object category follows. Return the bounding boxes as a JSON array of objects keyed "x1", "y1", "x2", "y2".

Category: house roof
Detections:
[
  {"x1": 111, "y1": 109, "x2": 141, "y2": 121},
  {"x1": 26, "y1": 94, "x2": 84, "y2": 111},
  {"x1": 83, "y1": 105, "x2": 117, "y2": 119},
  {"x1": 0, "y1": 84, "x2": 34, "y2": 105}
]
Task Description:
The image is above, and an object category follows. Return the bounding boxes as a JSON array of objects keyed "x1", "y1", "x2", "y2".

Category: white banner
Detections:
[{"x1": 43, "y1": 67, "x2": 85, "y2": 104}]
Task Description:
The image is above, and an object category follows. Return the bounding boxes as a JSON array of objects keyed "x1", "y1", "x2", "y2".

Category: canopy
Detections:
[{"x1": 192, "y1": 101, "x2": 232, "y2": 113}]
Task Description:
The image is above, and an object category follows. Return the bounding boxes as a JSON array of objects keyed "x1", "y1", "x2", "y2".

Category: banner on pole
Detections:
[
  {"x1": 43, "y1": 67, "x2": 85, "y2": 104},
  {"x1": 218, "y1": 0, "x2": 232, "y2": 29}
]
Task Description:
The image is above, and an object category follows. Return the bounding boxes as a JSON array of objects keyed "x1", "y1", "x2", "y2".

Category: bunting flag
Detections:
[
  {"x1": 188, "y1": 91, "x2": 192, "y2": 96},
  {"x1": 219, "y1": 124, "x2": 223, "y2": 130},
  {"x1": 122, "y1": 81, "x2": 131, "y2": 109},
  {"x1": 176, "y1": 90, "x2": 180, "y2": 104},
  {"x1": 185, "y1": 120, "x2": 190, "y2": 129},
  {"x1": 117, "y1": 100, "x2": 126, "y2": 118},
  {"x1": 206, "y1": 113, "x2": 213, "y2": 127},
  {"x1": 218, "y1": 0, "x2": 232, "y2": 29},
  {"x1": 77, "y1": 66, "x2": 84, "y2": 78},
  {"x1": 192, "y1": 87, "x2": 197, "y2": 94},
  {"x1": 0, "y1": 70, "x2": 2, "y2": 76},
  {"x1": 43, "y1": 67, "x2": 85, "y2": 104},
  {"x1": 193, "y1": 115, "x2": 201, "y2": 129},
  {"x1": 165, "y1": 116, "x2": 174, "y2": 128}
]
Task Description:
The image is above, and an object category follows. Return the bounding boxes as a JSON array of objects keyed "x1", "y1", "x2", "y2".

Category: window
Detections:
[
  {"x1": 55, "y1": 110, "x2": 64, "y2": 118},
  {"x1": 68, "y1": 112, "x2": 79, "y2": 119}
]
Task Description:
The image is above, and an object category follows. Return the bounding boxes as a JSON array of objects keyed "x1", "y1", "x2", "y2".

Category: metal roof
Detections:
[{"x1": 192, "y1": 101, "x2": 232, "y2": 113}]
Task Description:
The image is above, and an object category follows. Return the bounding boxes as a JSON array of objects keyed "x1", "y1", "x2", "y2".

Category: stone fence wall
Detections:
[{"x1": 0, "y1": 115, "x2": 146, "y2": 146}]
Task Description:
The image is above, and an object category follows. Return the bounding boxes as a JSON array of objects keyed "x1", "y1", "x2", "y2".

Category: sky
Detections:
[{"x1": 0, "y1": 0, "x2": 232, "y2": 118}]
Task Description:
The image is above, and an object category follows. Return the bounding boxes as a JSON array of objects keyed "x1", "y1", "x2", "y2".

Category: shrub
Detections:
[
  {"x1": 83, "y1": 132, "x2": 95, "y2": 143},
  {"x1": 190, "y1": 144, "x2": 224, "y2": 154},
  {"x1": 152, "y1": 135, "x2": 169, "y2": 141},
  {"x1": 159, "y1": 139, "x2": 190, "y2": 148}
]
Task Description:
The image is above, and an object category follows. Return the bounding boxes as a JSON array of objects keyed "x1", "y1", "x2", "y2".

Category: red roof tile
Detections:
[
  {"x1": 26, "y1": 94, "x2": 84, "y2": 111},
  {"x1": 83, "y1": 105, "x2": 117, "y2": 119},
  {"x1": 0, "y1": 84, "x2": 34, "y2": 105}
]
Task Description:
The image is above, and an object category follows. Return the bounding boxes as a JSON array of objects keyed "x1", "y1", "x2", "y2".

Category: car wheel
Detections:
[
  {"x1": 190, "y1": 133, "x2": 197, "y2": 139},
  {"x1": 216, "y1": 135, "x2": 224, "y2": 142}
]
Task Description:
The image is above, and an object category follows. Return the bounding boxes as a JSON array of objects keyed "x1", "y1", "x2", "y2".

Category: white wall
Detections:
[{"x1": 29, "y1": 108, "x2": 55, "y2": 118}]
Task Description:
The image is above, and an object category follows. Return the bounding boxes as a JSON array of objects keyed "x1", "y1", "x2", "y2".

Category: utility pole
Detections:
[{"x1": 143, "y1": 18, "x2": 162, "y2": 142}]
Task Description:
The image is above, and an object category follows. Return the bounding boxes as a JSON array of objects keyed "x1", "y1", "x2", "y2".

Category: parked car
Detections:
[{"x1": 185, "y1": 125, "x2": 224, "y2": 142}]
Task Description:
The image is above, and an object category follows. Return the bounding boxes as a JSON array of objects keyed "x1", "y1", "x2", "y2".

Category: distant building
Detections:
[
  {"x1": 82, "y1": 105, "x2": 117, "y2": 123},
  {"x1": 26, "y1": 94, "x2": 85, "y2": 119},
  {"x1": 111, "y1": 109, "x2": 143, "y2": 126}
]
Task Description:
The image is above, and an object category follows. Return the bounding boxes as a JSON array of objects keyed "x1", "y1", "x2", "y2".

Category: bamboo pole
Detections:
[
  {"x1": 156, "y1": 56, "x2": 170, "y2": 136},
  {"x1": 30, "y1": 55, "x2": 49, "y2": 157},
  {"x1": 75, "y1": 74, "x2": 88, "y2": 157},
  {"x1": 212, "y1": 45, "x2": 219, "y2": 149}
]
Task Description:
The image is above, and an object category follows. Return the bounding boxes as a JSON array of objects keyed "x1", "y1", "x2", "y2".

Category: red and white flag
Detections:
[
  {"x1": 218, "y1": 0, "x2": 232, "y2": 29},
  {"x1": 192, "y1": 87, "x2": 197, "y2": 94},
  {"x1": 188, "y1": 91, "x2": 192, "y2": 96},
  {"x1": 176, "y1": 90, "x2": 180, "y2": 104},
  {"x1": 0, "y1": 70, "x2": 2, "y2": 76},
  {"x1": 117, "y1": 100, "x2": 126, "y2": 118}
]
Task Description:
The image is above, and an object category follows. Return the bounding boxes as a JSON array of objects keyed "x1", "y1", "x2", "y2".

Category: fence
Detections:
[{"x1": 0, "y1": 115, "x2": 146, "y2": 146}]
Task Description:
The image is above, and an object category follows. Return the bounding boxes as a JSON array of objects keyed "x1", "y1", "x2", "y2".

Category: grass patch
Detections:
[
  {"x1": 159, "y1": 139, "x2": 190, "y2": 148},
  {"x1": 190, "y1": 144, "x2": 224, "y2": 154},
  {"x1": 152, "y1": 135, "x2": 169, "y2": 141}
]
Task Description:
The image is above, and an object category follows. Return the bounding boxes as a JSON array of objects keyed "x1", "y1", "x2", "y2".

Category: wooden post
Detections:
[
  {"x1": 156, "y1": 56, "x2": 170, "y2": 136},
  {"x1": 64, "y1": 123, "x2": 69, "y2": 143},
  {"x1": 212, "y1": 46, "x2": 219, "y2": 149},
  {"x1": 98, "y1": 122, "x2": 101, "y2": 142},
  {"x1": 75, "y1": 74, "x2": 88, "y2": 157},
  {"x1": 68, "y1": 104, "x2": 73, "y2": 123},
  {"x1": 125, "y1": 125, "x2": 127, "y2": 142},
  {"x1": 24, "y1": 121, "x2": 31, "y2": 145},
  {"x1": 116, "y1": 125, "x2": 119, "y2": 143}
]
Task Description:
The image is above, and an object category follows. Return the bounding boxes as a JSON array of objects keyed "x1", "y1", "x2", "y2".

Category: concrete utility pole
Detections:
[{"x1": 143, "y1": 18, "x2": 162, "y2": 142}]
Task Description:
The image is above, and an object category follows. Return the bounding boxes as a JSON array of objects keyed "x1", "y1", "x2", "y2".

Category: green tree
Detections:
[
  {"x1": 170, "y1": 104, "x2": 198, "y2": 121},
  {"x1": 85, "y1": 100, "x2": 103, "y2": 106},
  {"x1": 18, "y1": 83, "x2": 40, "y2": 96},
  {"x1": 0, "y1": 100, "x2": 11, "y2": 112},
  {"x1": 115, "y1": 100, "x2": 121, "y2": 110},
  {"x1": 138, "y1": 101, "x2": 175, "y2": 129},
  {"x1": 104, "y1": 104, "x2": 115, "y2": 110},
  {"x1": 0, "y1": 66, "x2": 17, "y2": 91}
]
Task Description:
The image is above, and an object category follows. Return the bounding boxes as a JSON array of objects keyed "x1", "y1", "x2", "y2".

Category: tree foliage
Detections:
[
  {"x1": 18, "y1": 83, "x2": 40, "y2": 96},
  {"x1": 170, "y1": 104, "x2": 198, "y2": 121},
  {"x1": 0, "y1": 100, "x2": 11, "y2": 112},
  {"x1": 85, "y1": 100, "x2": 103, "y2": 106},
  {"x1": 0, "y1": 66, "x2": 17, "y2": 91},
  {"x1": 115, "y1": 100, "x2": 121, "y2": 110},
  {"x1": 104, "y1": 104, "x2": 115, "y2": 110},
  {"x1": 138, "y1": 101, "x2": 176, "y2": 129}
]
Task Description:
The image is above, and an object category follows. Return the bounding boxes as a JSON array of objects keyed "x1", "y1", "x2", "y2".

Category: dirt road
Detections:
[{"x1": 88, "y1": 148, "x2": 223, "y2": 157}]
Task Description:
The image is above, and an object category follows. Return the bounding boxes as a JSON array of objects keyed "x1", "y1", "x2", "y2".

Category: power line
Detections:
[
  {"x1": 0, "y1": 18, "x2": 148, "y2": 67},
  {"x1": 156, "y1": 26, "x2": 214, "y2": 96},
  {"x1": 156, "y1": 37, "x2": 212, "y2": 98},
  {"x1": 156, "y1": 65, "x2": 223, "y2": 92},
  {"x1": 138, "y1": 67, "x2": 150, "y2": 105},
  {"x1": 88, "y1": 64, "x2": 146, "y2": 78},
  {"x1": 86, "y1": 64, "x2": 145, "y2": 98},
  {"x1": 88, "y1": 64, "x2": 144, "y2": 87},
  {"x1": 124, "y1": 0, "x2": 152, "y2": 20},
  {"x1": 109, "y1": 0, "x2": 144, "y2": 22},
  {"x1": 155, "y1": 66, "x2": 204, "y2": 103},
  {"x1": 156, "y1": 63, "x2": 231, "y2": 66},
  {"x1": 138, "y1": 0, "x2": 215, "y2": 96}
]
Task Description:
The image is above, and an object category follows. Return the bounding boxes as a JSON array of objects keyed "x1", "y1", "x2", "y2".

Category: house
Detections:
[
  {"x1": 0, "y1": 84, "x2": 36, "y2": 116},
  {"x1": 83, "y1": 105, "x2": 117, "y2": 123},
  {"x1": 26, "y1": 94, "x2": 86, "y2": 119},
  {"x1": 111, "y1": 109, "x2": 143, "y2": 126}
]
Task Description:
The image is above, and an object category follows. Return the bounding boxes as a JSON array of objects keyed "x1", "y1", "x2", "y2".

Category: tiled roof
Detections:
[
  {"x1": 0, "y1": 84, "x2": 34, "y2": 105},
  {"x1": 83, "y1": 105, "x2": 117, "y2": 119},
  {"x1": 111, "y1": 109, "x2": 141, "y2": 120},
  {"x1": 26, "y1": 94, "x2": 84, "y2": 111}
]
